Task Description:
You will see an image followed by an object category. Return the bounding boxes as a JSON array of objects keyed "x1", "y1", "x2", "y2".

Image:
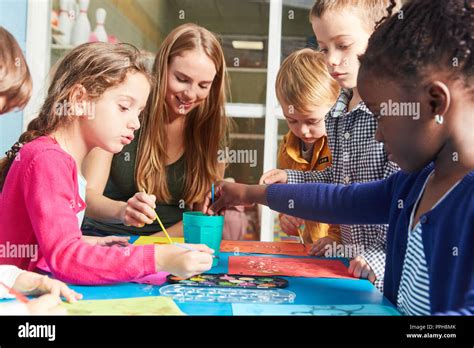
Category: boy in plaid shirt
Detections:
[{"x1": 261, "y1": 0, "x2": 400, "y2": 290}]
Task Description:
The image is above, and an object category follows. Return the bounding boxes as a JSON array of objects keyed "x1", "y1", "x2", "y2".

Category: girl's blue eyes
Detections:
[{"x1": 119, "y1": 105, "x2": 129, "y2": 112}]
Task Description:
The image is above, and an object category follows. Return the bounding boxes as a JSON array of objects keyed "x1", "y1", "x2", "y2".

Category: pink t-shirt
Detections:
[{"x1": 0, "y1": 136, "x2": 156, "y2": 284}]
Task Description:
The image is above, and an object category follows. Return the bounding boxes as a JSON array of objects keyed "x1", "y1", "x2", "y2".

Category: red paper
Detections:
[
  {"x1": 228, "y1": 256, "x2": 356, "y2": 279},
  {"x1": 220, "y1": 240, "x2": 309, "y2": 256}
]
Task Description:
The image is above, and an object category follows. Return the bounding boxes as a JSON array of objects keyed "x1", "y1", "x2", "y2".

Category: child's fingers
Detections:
[
  {"x1": 208, "y1": 196, "x2": 226, "y2": 216},
  {"x1": 368, "y1": 271, "x2": 376, "y2": 283},
  {"x1": 314, "y1": 244, "x2": 327, "y2": 256},
  {"x1": 352, "y1": 262, "x2": 363, "y2": 278},
  {"x1": 286, "y1": 215, "x2": 303, "y2": 227},
  {"x1": 195, "y1": 252, "x2": 214, "y2": 265},
  {"x1": 110, "y1": 236, "x2": 130, "y2": 246},
  {"x1": 202, "y1": 191, "x2": 213, "y2": 214},
  {"x1": 280, "y1": 216, "x2": 300, "y2": 236},
  {"x1": 281, "y1": 223, "x2": 299, "y2": 236},
  {"x1": 350, "y1": 257, "x2": 369, "y2": 279},
  {"x1": 309, "y1": 239, "x2": 324, "y2": 256},
  {"x1": 259, "y1": 170, "x2": 274, "y2": 184},
  {"x1": 187, "y1": 244, "x2": 215, "y2": 254},
  {"x1": 262, "y1": 170, "x2": 287, "y2": 184},
  {"x1": 262, "y1": 173, "x2": 280, "y2": 184},
  {"x1": 360, "y1": 265, "x2": 370, "y2": 279},
  {"x1": 37, "y1": 275, "x2": 59, "y2": 296},
  {"x1": 60, "y1": 284, "x2": 81, "y2": 303},
  {"x1": 27, "y1": 294, "x2": 62, "y2": 315},
  {"x1": 348, "y1": 258, "x2": 357, "y2": 275}
]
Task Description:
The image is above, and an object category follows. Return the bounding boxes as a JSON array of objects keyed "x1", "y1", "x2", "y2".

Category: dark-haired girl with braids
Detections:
[
  {"x1": 0, "y1": 42, "x2": 214, "y2": 285},
  {"x1": 201, "y1": 0, "x2": 474, "y2": 315}
]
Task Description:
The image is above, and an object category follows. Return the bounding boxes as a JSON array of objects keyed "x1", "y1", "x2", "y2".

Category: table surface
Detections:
[{"x1": 64, "y1": 237, "x2": 400, "y2": 316}]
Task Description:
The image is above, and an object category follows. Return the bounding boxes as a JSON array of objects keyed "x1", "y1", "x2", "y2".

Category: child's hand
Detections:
[
  {"x1": 120, "y1": 192, "x2": 157, "y2": 227},
  {"x1": 348, "y1": 256, "x2": 376, "y2": 283},
  {"x1": 13, "y1": 272, "x2": 82, "y2": 303},
  {"x1": 202, "y1": 181, "x2": 267, "y2": 215},
  {"x1": 308, "y1": 237, "x2": 337, "y2": 256},
  {"x1": 26, "y1": 294, "x2": 67, "y2": 315},
  {"x1": 259, "y1": 169, "x2": 288, "y2": 185},
  {"x1": 279, "y1": 214, "x2": 304, "y2": 236},
  {"x1": 154, "y1": 244, "x2": 214, "y2": 278},
  {"x1": 82, "y1": 235, "x2": 130, "y2": 247}
]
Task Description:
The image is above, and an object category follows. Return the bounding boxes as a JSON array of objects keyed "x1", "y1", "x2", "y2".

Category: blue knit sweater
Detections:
[{"x1": 267, "y1": 163, "x2": 474, "y2": 315}]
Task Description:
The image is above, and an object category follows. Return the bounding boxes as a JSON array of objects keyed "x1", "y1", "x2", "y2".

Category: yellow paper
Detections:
[
  {"x1": 134, "y1": 236, "x2": 184, "y2": 245},
  {"x1": 62, "y1": 296, "x2": 184, "y2": 315}
]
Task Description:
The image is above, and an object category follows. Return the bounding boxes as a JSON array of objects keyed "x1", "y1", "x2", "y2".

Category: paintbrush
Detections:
[
  {"x1": 297, "y1": 225, "x2": 305, "y2": 245},
  {"x1": 141, "y1": 189, "x2": 173, "y2": 244},
  {"x1": 0, "y1": 281, "x2": 29, "y2": 303}
]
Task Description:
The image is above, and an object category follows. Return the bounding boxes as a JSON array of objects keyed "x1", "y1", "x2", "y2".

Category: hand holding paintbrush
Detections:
[{"x1": 141, "y1": 189, "x2": 216, "y2": 258}]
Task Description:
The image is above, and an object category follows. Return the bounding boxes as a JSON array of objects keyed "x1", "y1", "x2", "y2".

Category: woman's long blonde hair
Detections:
[{"x1": 136, "y1": 23, "x2": 229, "y2": 205}]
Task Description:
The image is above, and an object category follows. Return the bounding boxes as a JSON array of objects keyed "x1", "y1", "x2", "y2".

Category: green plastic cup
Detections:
[{"x1": 183, "y1": 212, "x2": 224, "y2": 267}]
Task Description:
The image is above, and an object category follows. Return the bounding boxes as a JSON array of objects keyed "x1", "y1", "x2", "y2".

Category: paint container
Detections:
[{"x1": 183, "y1": 212, "x2": 224, "y2": 266}]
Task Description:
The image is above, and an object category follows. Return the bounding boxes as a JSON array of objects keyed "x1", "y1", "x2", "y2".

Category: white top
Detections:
[
  {"x1": 77, "y1": 174, "x2": 87, "y2": 227},
  {"x1": 0, "y1": 265, "x2": 29, "y2": 315},
  {"x1": 397, "y1": 171, "x2": 462, "y2": 315}
]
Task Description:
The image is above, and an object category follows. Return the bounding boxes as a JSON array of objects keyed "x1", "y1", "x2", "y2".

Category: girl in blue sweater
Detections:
[{"x1": 203, "y1": 0, "x2": 474, "y2": 315}]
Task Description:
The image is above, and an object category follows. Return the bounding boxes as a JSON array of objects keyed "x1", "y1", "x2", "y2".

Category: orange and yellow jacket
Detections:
[{"x1": 278, "y1": 131, "x2": 341, "y2": 244}]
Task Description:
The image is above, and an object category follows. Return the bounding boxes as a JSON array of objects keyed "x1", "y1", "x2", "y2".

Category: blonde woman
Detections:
[{"x1": 82, "y1": 23, "x2": 229, "y2": 237}]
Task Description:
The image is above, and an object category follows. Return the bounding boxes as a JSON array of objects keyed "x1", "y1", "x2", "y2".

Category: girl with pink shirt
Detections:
[{"x1": 0, "y1": 42, "x2": 214, "y2": 285}]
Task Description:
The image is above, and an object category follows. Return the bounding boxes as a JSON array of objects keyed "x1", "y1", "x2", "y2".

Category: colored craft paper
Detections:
[
  {"x1": 134, "y1": 236, "x2": 184, "y2": 245},
  {"x1": 132, "y1": 272, "x2": 170, "y2": 286},
  {"x1": 62, "y1": 296, "x2": 184, "y2": 315},
  {"x1": 232, "y1": 304, "x2": 400, "y2": 316},
  {"x1": 228, "y1": 256, "x2": 356, "y2": 279},
  {"x1": 220, "y1": 240, "x2": 309, "y2": 256}
]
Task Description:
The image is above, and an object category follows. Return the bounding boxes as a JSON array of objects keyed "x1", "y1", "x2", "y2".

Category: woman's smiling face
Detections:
[{"x1": 165, "y1": 49, "x2": 217, "y2": 118}]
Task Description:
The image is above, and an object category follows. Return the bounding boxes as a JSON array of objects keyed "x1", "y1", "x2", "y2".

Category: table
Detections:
[{"x1": 65, "y1": 237, "x2": 400, "y2": 316}]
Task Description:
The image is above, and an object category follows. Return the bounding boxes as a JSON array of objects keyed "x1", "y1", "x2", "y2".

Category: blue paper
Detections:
[{"x1": 232, "y1": 303, "x2": 400, "y2": 316}]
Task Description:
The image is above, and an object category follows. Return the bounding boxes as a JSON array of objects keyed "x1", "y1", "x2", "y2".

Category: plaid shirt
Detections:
[{"x1": 286, "y1": 89, "x2": 399, "y2": 290}]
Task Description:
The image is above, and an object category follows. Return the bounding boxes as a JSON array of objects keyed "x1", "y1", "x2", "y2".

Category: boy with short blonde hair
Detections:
[{"x1": 271, "y1": 49, "x2": 341, "y2": 253}]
